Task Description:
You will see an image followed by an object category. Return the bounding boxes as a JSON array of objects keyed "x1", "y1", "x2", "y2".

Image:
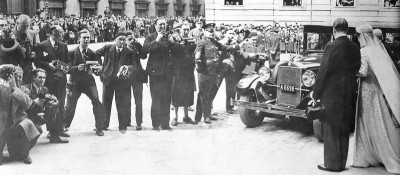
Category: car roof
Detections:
[{"x1": 303, "y1": 22, "x2": 400, "y2": 34}]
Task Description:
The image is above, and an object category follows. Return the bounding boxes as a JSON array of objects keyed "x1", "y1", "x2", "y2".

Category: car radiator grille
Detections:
[{"x1": 276, "y1": 66, "x2": 302, "y2": 107}]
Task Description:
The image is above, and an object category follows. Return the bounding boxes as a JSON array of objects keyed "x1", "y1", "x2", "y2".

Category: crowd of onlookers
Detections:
[{"x1": 0, "y1": 13, "x2": 206, "y2": 44}]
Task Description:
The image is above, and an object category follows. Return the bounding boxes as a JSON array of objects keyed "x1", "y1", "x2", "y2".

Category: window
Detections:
[
  {"x1": 283, "y1": 0, "x2": 302, "y2": 6},
  {"x1": 384, "y1": 0, "x2": 400, "y2": 8},
  {"x1": 224, "y1": 0, "x2": 243, "y2": 5},
  {"x1": 336, "y1": 0, "x2": 355, "y2": 7}
]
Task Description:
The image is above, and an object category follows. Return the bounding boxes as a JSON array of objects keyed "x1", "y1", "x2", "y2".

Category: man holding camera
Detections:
[
  {"x1": 0, "y1": 65, "x2": 41, "y2": 165},
  {"x1": 11, "y1": 14, "x2": 38, "y2": 84},
  {"x1": 126, "y1": 31, "x2": 147, "y2": 130},
  {"x1": 64, "y1": 29, "x2": 105, "y2": 136},
  {"x1": 24, "y1": 68, "x2": 68, "y2": 143},
  {"x1": 142, "y1": 17, "x2": 174, "y2": 131},
  {"x1": 96, "y1": 32, "x2": 135, "y2": 134},
  {"x1": 34, "y1": 25, "x2": 70, "y2": 139}
]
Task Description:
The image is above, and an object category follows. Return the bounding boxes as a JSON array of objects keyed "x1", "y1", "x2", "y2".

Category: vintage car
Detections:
[
  {"x1": 235, "y1": 22, "x2": 400, "y2": 141},
  {"x1": 235, "y1": 24, "x2": 354, "y2": 141}
]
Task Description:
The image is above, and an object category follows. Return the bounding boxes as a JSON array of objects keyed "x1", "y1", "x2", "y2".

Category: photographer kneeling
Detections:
[{"x1": 0, "y1": 65, "x2": 41, "y2": 165}]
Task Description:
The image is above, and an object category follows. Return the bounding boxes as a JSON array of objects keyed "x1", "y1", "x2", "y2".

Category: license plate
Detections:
[{"x1": 279, "y1": 84, "x2": 295, "y2": 93}]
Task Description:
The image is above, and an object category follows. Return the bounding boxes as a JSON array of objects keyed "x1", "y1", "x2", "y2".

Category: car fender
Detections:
[{"x1": 237, "y1": 74, "x2": 260, "y2": 90}]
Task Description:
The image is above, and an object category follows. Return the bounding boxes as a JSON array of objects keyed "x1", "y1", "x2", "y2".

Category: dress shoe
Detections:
[
  {"x1": 59, "y1": 132, "x2": 70, "y2": 137},
  {"x1": 136, "y1": 125, "x2": 142, "y2": 131},
  {"x1": 152, "y1": 127, "x2": 160, "y2": 131},
  {"x1": 171, "y1": 118, "x2": 178, "y2": 126},
  {"x1": 23, "y1": 156, "x2": 32, "y2": 164},
  {"x1": 204, "y1": 117, "x2": 212, "y2": 124},
  {"x1": 183, "y1": 117, "x2": 195, "y2": 124},
  {"x1": 50, "y1": 136, "x2": 69, "y2": 143},
  {"x1": 317, "y1": 164, "x2": 345, "y2": 172},
  {"x1": 119, "y1": 129, "x2": 126, "y2": 134},
  {"x1": 226, "y1": 108, "x2": 236, "y2": 114},
  {"x1": 209, "y1": 116, "x2": 218, "y2": 120},
  {"x1": 96, "y1": 130, "x2": 104, "y2": 136},
  {"x1": 161, "y1": 126, "x2": 173, "y2": 131}
]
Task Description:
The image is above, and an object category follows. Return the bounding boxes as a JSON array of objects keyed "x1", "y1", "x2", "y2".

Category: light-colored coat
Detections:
[{"x1": 0, "y1": 82, "x2": 40, "y2": 141}]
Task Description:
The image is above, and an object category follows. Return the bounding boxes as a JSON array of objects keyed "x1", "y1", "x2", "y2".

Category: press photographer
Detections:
[
  {"x1": 34, "y1": 25, "x2": 70, "y2": 139},
  {"x1": 96, "y1": 32, "x2": 136, "y2": 134},
  {"x1": 64, "y1": 29, "x2": 105, "y2": 136},
  {"x1": 11, "y1": 14, "x2": 38, "y2": 84},
  {"x1": 0, "y1": 28, "x2": 25, "y2": 66},
  {"x1": 24, "y1": 68, "x2": 68, "y2": 143},
  {"x1": 143, "y1": 17, "x2": 175, "y2": 130},
  {"x1": 0, "y1": 65, "x2": 41, "y2": 165}
]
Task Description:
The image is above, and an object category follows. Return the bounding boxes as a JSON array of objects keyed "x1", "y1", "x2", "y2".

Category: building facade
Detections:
[
  {"x1": 205, "y1": 0, "x2": 400, "y2": 26},
  {"x1": 0, "y1": 0, "x2": 205, "y2": 18}
]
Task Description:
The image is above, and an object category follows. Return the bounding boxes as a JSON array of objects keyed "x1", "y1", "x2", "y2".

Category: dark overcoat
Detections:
[{"x1": 312, "y1": 36, "x2": 361, "y2": 130}]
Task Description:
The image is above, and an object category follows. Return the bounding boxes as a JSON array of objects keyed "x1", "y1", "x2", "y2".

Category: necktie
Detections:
[{"x1": 54, "y1": 41, "x2": 59, "y2": 51}]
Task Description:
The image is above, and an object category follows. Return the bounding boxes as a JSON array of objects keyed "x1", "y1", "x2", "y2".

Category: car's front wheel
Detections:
[{"x1": 239, "y1": 91, "x2": 265, "y2": 127}]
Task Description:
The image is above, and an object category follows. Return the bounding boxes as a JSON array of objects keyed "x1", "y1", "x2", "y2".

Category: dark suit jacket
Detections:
[
  {"x1": 266, "y1": 33, "x2": 281, "y2": 52},
  {"x1": 67, "y1": 47, "x2": 102, "y2": 87},
  {"x1": 96, "y1": 44, "x2": 136, "y2": 85},
  {"x1": 312, "y1": 36, "x2": 361, "y2": 129},
  {"x1": 128, "y1": 42, "x2": 148, "y2": 83},
  {"x1": 142, "y1": 32, "x2": 173, "y2": 76},
  {"x1": 24, "y1": 83, "x2": 49, "y2": 117},
  {"x1": 34, "y1": 39, "x2": 69, "y2": 86}
]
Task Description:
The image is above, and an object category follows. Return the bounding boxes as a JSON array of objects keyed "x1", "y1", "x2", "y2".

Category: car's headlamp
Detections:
[
  {"x1": 258, "y1": 66, "x2": 271, "y2": 82},
  {"x1": 302, "y1": 70, "x2": 316, "y2": 87}
]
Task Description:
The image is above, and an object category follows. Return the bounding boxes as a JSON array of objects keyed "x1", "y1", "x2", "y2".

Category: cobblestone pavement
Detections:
[{"x1": 0, "y1": 42, "x2": 393, "y2": 175}]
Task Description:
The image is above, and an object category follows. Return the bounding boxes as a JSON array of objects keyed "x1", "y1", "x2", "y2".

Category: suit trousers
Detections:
[
  {"x1": 45, "y1": 79, "x2": 66, "y2": 134},
  {"x1": 195, "y1": 73, "x2": 218, "y2": 122},
  {"x1": 322, "y1": 122, "x2": 349, "y2": 170},
  {"x1": 103, "y1": 77, "x2": 131, "y2": 130},
  {"x1": 149, "y1": 74, "x2": 173, "y2": 129},
  {"x1": 64, "y1": 84, "x2": 105, "y2": 131},
  {"x1": 128, "y1": 82, "x2": 143, "y2": 126}
]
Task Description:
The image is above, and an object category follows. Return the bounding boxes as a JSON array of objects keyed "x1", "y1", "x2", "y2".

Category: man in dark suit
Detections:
[
  {"x1": 142, "y1": 17, "x2": 174, "y2": 131},
  {"x1": 96, "y1": 32, "x2": 135, "y2": 134},
  {"x1": 64, "y1": 30, "x2": 105, "y2": 136},
  {"x1": 265, "y1": 27, "x2": 281, "y2": 66},
  {"x1": 311, "y1": 18, "x2": 361, "y2": 172},
  {"x1": 34, "y1": 25, "x2": 70, "y2": 138},
  {"x1": 25, "y1": 68, "x2": 68, "y2": 143},
  {"x1": 126, "y1": 31, "x2": 147, "y2": 130}
]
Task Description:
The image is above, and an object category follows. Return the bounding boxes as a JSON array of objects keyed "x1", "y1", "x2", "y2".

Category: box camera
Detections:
[
  {"x1": 52, "y1": 60, "x2": 70, "y2": 79},
  {"x1": 84, "y1": 61, "x2": 102, "y2": 75}
]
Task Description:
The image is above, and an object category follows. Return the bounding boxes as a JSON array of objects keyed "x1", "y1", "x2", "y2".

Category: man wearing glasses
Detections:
[{"x1": 11, "y1": 14, "x2": 38, "y2": 85}]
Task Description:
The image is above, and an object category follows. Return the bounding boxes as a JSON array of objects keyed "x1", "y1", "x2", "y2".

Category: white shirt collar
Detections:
[
  {"x1": 50, "y1": 37, "x2": 56, "y2": 47},
  {"x1": 79, "y1": 45, "x2": 87, "y2": 54},
  {"x1": 335, "y1": 34, "x2": 347, "y2": 39},
  {"x1": 116, "y1": 46, "x2": 122, "y2": 52}
]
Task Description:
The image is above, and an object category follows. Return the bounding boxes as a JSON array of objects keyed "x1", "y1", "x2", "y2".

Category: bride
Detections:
[{"x1": 352, "y1": 24, "x2": 400, "y2": 174}]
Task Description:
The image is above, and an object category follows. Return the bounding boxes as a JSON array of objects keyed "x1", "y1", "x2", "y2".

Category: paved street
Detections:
[{"x1": 0, "y1": 42, "x2": 393, "y2": 175}]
